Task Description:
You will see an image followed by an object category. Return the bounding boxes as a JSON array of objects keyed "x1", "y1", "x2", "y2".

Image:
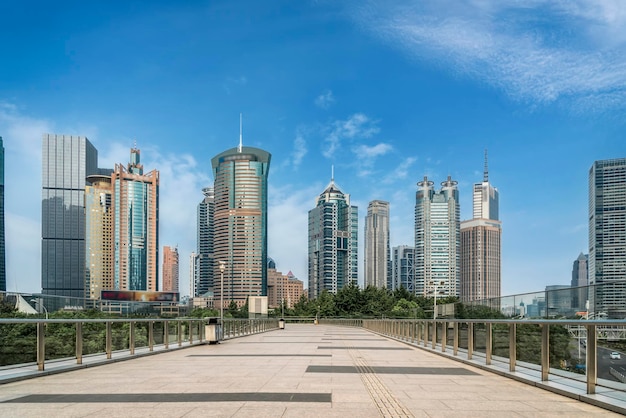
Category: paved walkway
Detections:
[{"x1": 0, "y1": 324, "x2": 619, "y2": 417}]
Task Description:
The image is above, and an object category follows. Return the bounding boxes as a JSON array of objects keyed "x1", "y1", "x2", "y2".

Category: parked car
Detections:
[{"x1": 610, "y1": 352, "x2": 621, "y2": 360}]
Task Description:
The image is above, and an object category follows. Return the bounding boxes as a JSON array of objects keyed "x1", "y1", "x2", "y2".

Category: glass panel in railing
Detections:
[
  {"x1": 111, "y1": 322, "x2": 128, "y2": 351},
  {"x1": 597, "y1": 325, "x2": 626, "y2": 389},
  {"x1": 0, "y1": 321, "x2": 37, "y2": 366},
  {"x1": 458, "y1": 323, "x2": 469, "y2": 352},
  {"x1": 44, "y1": 321, "x2": 77, "y2": 361},
  {"x1": 135, "y1": 322, "x2": 150, "y2": 349},
  {"x1": 83, "y1": 321, "x2": 106, "y2": 355},
  {"x1": 492, "y1": 323, "x2": 511, "y2": 365},
  {"x1": 545, "y1": 286, "x2": 576, "y2": 318},
  {"x1": 473, "y1": 323, "x2": 487, "y2": 357},
  {"x1": 153, "y1": 321, "x2": 164, "y2": 345},
  {"x1": 516, "y1": 324, "x2": 542, "y2": 370}
]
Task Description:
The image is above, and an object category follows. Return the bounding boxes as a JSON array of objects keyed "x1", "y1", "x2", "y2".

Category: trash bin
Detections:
[
  {"x1": 314, "y1": 318, "x2": 318, "y2": 325},
  {"x1": 205, "y1": 317, "x2": 219, "y2": 344},
  {"x1": 278, "y1": 318, "x2": 285, "y2": 330}
]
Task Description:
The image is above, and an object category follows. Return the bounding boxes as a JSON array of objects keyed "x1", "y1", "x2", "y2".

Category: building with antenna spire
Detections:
[
  {"x1": 211, "y1": 120, "x2": 271, "y2": 308},
  {"x1": 460, "y1": 151, "x2": 502, "y2": 303},
  {"x1": 111, "y1": 146, "x2": 160, "y2": 292},
  {"x1": 308, "y1": 171, "x2": 358, "y2": 299}
]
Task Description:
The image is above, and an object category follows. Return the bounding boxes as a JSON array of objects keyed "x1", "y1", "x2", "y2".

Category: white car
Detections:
[{"x1": 610, "y1": 352, "x2": 621, "y2": 360}]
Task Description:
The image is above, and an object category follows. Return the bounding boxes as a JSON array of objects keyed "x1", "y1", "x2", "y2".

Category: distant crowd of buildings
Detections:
[{"x1": 0, "y1": 134, "x2": 623, "y2": 318}]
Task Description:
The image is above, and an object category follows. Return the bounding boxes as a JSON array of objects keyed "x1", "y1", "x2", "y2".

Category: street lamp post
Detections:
[
  {"x1": 30, "y1": 299, "x2": 48, "y2": 320},
  {"x1": 429, "y1": 281, "x2": 445, "y2": 319}
]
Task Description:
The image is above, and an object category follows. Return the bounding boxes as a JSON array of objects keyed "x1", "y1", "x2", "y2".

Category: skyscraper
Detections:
[
  {"x1": 589, "y1": 158, "x2": 626, "y2": 318},
  {"x1": 460, "y1": 153, "x2": 502, "y2": 303},
  {"x1": 571, "y1": 252, "x2": 588, "y2": 312},
  {"x1": 0, "y1": 136, "x2": 4, "y2": 292},
  {"x1": 364, "y1": 200, "x2": 391, "y2": 288},
  {"x1": 308, "y1": 175, "x2": 358, "y2": 299},
  {"x1": 196, "y1": 186, "x2": 214, "y2": 296},
  {"x1": 85, "y1": 174, "x2": 114, "y2": 300},
  {"x1": 415, "y1": 176, "x2": 460, "y2": 298},
  {"x1": 42, "y1": 134, "x2": 98, "y2": 298},
  {"x1": 162, "y1": 246, "x2": 179, "y2": 293},
  {"x1": 111, "y1": 147, "x2": 159, "y2": 291},
  {"x1": 211, "y1": 142, "x2": 271, "y2": 308},
  {"x1": 392, "y1": 245, "x2": 415, "y2": 292}
]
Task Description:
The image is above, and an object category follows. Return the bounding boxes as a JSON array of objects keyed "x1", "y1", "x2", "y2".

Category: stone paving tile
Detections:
[{"x1": 0, "y1": 324, "x2": 623, "y2": 417}]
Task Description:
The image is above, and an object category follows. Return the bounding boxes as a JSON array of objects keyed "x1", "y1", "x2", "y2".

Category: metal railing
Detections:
[
  {"x1": 0, "y1": 317, "x2": 278, "y2": 373},
  {"x1": 357, "y1": 318, "x2": 626, "y2": 397}
]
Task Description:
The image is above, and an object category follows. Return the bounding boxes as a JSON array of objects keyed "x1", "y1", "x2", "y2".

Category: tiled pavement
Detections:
[{"x1": 0, "y1": 324, "x2": 620, "y2": 417}]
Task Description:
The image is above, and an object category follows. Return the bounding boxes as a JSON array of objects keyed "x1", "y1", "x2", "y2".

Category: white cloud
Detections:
[
  {"x1": 315, "y1": 89, "x2": 335, "y2": 109},
  {"x1": 347, "y1": 0, "x2": 626, "y2": 110},
  {"x1": 322, "y1": 113, "x2": 380, "y2": 158},
  {"x1": 383, "y1": 156, "x2": 416, "y2": 183},
  {"x1": 354, "y1": 143, "x2": 393, "y2": 159},
  {"x1": 291, "y1": 131, "x2": 308, "y2": 169}
]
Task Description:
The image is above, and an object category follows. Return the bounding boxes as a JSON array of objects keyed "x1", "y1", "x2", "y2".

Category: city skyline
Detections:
[{"x1": 2, "y1": 1, "x2": 626, "y2": 297}]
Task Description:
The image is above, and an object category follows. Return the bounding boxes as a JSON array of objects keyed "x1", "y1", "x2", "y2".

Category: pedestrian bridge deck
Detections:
[{"x1": 0, "y1": 324, "x2": 618, "y2": 417}]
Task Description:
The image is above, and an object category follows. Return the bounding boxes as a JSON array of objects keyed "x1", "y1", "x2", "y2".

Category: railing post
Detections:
[
  {"x1": 468, "y1": 322, "x2": 474, "y2": 360},
  {"x1": 587, "y1": 324, "x2": 597, "y2": 394},
  {"x1": 541, "y1": 324, "x2": 550, "y2": 381},
  {"x1": 149, "y1": 321, "x2": 154, "y2": 352},
  {"x1": 106, "y1": 321, "x2": 112, "y2": 359},
  {"x1": 485, "y1": 323, "x2": 492, "y2": 365},
  {"x1": 509, "y1": 323, "x2": 516, "y2": 372},
  {"x1": 76, "y1": 322, "x2": 83, "y2": 364},
  {"x1": 164, "y1": 320, "x2": 169, "y2": 349},
  {"x1": 431, "y1": 321, "x2": 436, "y2": 349},
  {"x1": 441, "y1": 321, "x2": 447, "y2": 352},
  {"x1": 189, "y1": 320, "x2": 193, "y2": 344},
  {"x1": 423, "y1": 322, "x2": 428, "y2": 347},
  {"x1": 130, "y1": 321, "x2": 135, "y2": 355},
  {"x1": 178, "y1": 321, "x2": 182, "y2": 347},
  {"x1": 37, "y1": 321, "x2": 45, "y2": 371},
  {"x1": 453, "y1": 322, "x2": 459, "y2": 356}
]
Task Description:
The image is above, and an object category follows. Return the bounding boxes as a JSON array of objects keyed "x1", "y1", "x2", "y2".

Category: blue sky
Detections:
[{"x1": 1, "y1": 0, "x2": 625, "y2": 298}]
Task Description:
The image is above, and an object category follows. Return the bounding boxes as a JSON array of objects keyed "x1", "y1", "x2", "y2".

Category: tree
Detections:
[{"x1": 334, "y1": 282, "x2": 362, "y2": 317}]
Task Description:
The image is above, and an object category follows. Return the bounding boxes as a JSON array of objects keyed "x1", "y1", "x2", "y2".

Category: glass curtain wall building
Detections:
[
  {"x1": 112, "y1": 147, "x2": 159, "y2": 291},
  {"x1": 415, "y1": 176, "x2": 460, "y2": 298},
  {"x1": 364, "y1": 200, "x2": 391, "y2": 289},
  {"x1": 392, "y1": 245, "x2": 415, "y2": 292},
  {"x1": 0, "y1": 137, "x2": 4, "y2": 292},
  {"x1": 308, "y1": 176, "x2": 358, "y2": 299},
  {"x1": 42, "y1": 134, "x2": 98, "y2": 298},
  {"x1": 211, "y1": 146, "x2": 271, "y2": 308},
  {"x1": 589, "y1": 158, "x2": 626, "y2": 318},
  {"x1": 84, "y1": 174, "x2": 114, "y2": 300},
  {"x1": 196, "y1": 186, "x2": 214, "y2": 297}
]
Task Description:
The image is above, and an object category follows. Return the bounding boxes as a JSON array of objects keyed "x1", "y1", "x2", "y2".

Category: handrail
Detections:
[{"x1": 0, "y1": 317, "x2": 278, "y2": 376}]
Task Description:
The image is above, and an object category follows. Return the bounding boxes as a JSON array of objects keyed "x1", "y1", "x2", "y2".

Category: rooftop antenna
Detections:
[
  {"x1": 238, "y1": 113, "x2": 243, "y2": 153},
  {"x1": 331, "y1": 165, "x2": 334, "y2": 183},
  {"x1": 483, "y1": 149, "x2": 489, "y2": 182}
]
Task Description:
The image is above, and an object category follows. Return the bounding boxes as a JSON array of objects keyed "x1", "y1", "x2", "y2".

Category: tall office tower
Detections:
[
  {"x1": 42, "y1": 134, "x2": 98, "y2": 298},
  {"x1": 196, "y1": 186, "x2": 214, "y2": 296},
  {"x1": 589, "y1": 158, "x2": 626, "y2": 318},
  {"x1": 162, "y1": 246, "x2": 179, "y2": 293},
  {"x1": 112, "y1": 147, "x2": 159, "y2": 291},
  {"x1": 571, "y1": 253, "x2": 589, "y2": 311},
  {"x1": 364, "y1": 200, "x2": 391, "y2": 289},
  {"x1": 211, "y1": 141, "x2": 271, "y2": 308},
  {"x1": 392, "y1": 245, "x2": 415, "y2": 292},
  {"x1": 189, "y1": 252, "x2": 198, "y2": 298},
  {"x1": 460, "y1": 154, "x2": 502, "y2": 303},
  {"x1": 0, "y1": 136, "x2": 4, "y2": 292},
  {"x1": 308, "y1": 175, "x2": 358, "y2": 299},
  {"x1": 85, "y1": 174, "x2": 114, "y2": 299},
  {"x1": 415, "y1": 176, "x2": 460, "y2": 298}
]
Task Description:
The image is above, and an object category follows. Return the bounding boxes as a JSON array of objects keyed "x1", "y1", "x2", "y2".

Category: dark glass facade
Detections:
[
  {"x1": 0, "y1": 137, "x2": 5, "y2": 292},
  {"x1": 41, "y1": 134, "x2": 98, "y2": 298}
]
